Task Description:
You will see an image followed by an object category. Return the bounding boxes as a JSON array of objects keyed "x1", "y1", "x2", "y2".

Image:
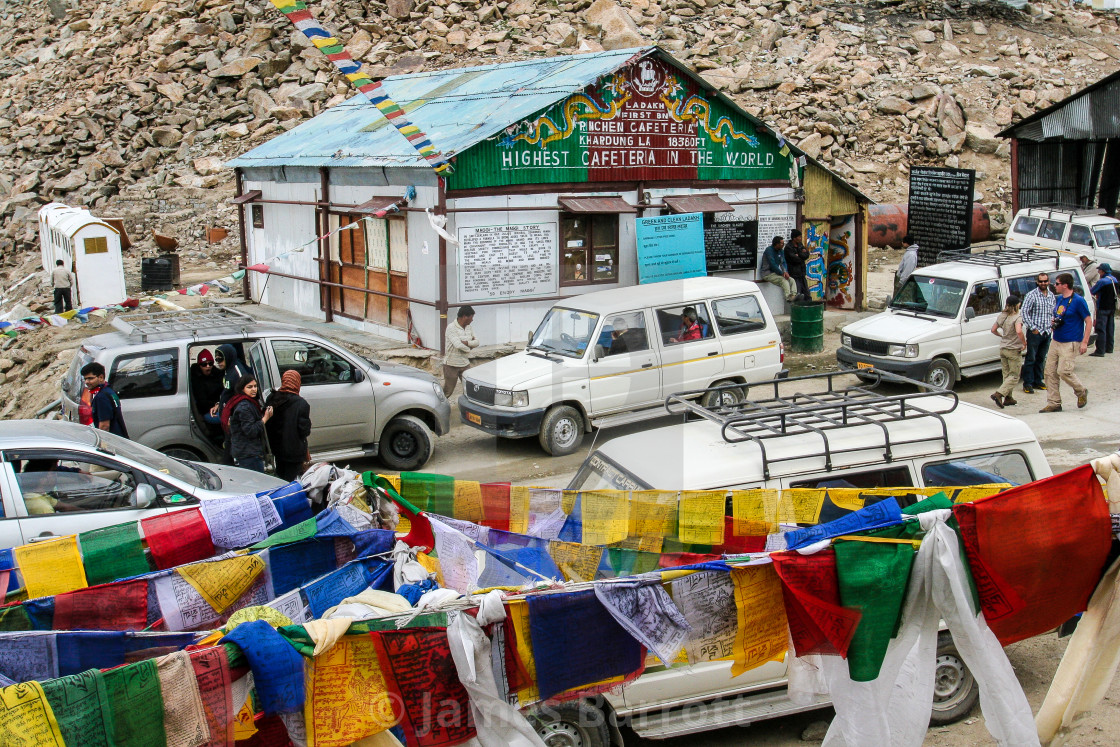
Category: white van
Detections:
[
  {"x1": 548, "y1": 370, "x2": 1052, "y2": 743},
  {"x1": 458, "y1": 277, "x2": 787, "y2": 455},
  {"x1": 1005, "y1": 206, "x2": 1120, "y2": 269},
  {"x1": 837, "y1": 248, "x2": 1094, "y2": 389}
]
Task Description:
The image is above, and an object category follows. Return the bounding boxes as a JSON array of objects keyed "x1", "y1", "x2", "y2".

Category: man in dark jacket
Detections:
[
  {"x1": 81, "y1": 362, "x2": 129, "y2": 439},
  {"x1": 785, "y1": 228, "x2": 811, "y2": 302},
  {"x1": 190, "y1": 349, "x2": 224, "y2": 436},
  {"x1": 265, "y1": 370, "x2": 312, "y2": 482},
  {"x1": 210, "y1": 343, "x2": 251, "y2": 419}
]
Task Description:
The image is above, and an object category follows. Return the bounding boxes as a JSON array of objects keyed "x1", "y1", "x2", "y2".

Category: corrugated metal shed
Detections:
[
  {"x1": 999, "y1": 69, "x2": 1120, "y2": 141},
  {"x1": 227, "y1": 48, "x2": 646, "y2": 169},
  {"x1": 662, "y1": 194, "x2": 733, "y2": 213}
]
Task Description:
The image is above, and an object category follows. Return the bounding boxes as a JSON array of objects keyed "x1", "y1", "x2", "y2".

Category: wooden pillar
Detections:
[
  {"x1": 319, "y1": 167, "x2": 333, "y2": 322},
  {"x1": 235, "y1": 168, "x2": 250, "y2": 300}
]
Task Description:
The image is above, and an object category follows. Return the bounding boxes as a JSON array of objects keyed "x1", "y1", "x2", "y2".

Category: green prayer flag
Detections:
[
  {"x1": 834, "y1": 540, "x2": 915, "y2": 682},
  {"x1": 0, "y1": 604, "x2": 32, "y2": 631},
  {"x1": 901, "y1": 492, "x2": 954, "y2": 515},
  {"x1": 42, "y1": 669, "x2": 113, "y2": 747},
  {"x1": 251, "y1": 516, "x2": 317, "y2": 549},
  {"x1": 400, "y1": 472, "x2": 455, "y2": 516},
  {"x1": 79, "y1": 523, "x2": 150, "y2": 586},
  {"x1": 103, "y1": 660, "x2": 167, "y2": 747},
  {"x1": 606, "y1": 548, "x2": 661, "y2": 577}
]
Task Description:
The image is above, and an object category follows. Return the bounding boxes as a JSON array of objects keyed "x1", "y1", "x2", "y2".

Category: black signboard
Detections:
[
  {"x1": 703, "y1": 216, "x2": 758, "y2": 273},
  {"x1": 907, "y1": 166, "x2": 975, "y2": 267}
]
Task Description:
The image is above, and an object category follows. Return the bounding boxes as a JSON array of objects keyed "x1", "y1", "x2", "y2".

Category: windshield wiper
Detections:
[
  {"x1": 527, "y1": 346, "x2": 560, "y2": 361},
  {"x1": 891, "y1": 308, "x2": 939, "y2": 322}
]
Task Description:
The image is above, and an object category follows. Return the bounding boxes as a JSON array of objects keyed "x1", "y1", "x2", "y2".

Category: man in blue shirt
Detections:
[
  {"x1": 1089, "y1": 263, "x2": 1116, "y2": 357},
  {"x1": 761, "y1": 235, "x2": 796, "y2": 304},
  {"x1": 81, "y1": 362, "x2": 130, "y2": 438},
  {"x1": 1040, "y1": 273, "x2": 1093, "y2": 413}
]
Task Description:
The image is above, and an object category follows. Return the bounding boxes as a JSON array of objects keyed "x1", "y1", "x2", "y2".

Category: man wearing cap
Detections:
[
  {"x1": 1090, "y1": 263, "x2": 1117, "y2": 356},
  {"x1": 190, "y1": 349, "x2": 225, "y2": 432}
]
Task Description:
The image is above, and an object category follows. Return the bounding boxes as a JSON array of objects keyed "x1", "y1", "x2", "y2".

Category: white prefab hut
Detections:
[{"x1": 38, "y1": 203, "x2": 127, "y2": 308}]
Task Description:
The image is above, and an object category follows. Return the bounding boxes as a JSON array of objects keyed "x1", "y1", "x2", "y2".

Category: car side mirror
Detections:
[
  {"x1": 527, "y1": 331, "x2": 534, "y2": 346},
  {"x1": 351, "y1": 367, "x2": 365, "y2": 383},
  {"x1": 964, "y1": 307, "x2": 976, "y2": 321},
  {"x1": 132, "y1": 483, "x2": 156, "y2": 509}
]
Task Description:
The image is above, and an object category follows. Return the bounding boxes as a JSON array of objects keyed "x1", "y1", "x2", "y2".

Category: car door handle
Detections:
[
  {"x1": 641, "y1": 363, "x2": 653, "y2": 368},
  {"x1": 707, "y1": 351, "x2": 718, "y2": 356},
  {"x1": 28, "y1": 533, "x2": 56, "y2": 543}
]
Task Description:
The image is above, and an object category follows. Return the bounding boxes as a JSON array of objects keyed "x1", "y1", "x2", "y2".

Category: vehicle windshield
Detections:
[
  {"x1": 890, "y1": 276, "x2": 968, "y2": 318},
  {"x1": 567, "y1": 451, "x2": 652, "y2": 491},
  {"x1": 92, "y1": 430, "x2": 213, "y2": 489},
  {"x1": 1094, "y1": 225, "x2": 1120, "y2": 248},
  {"x1": 529, "y1": 307, "x2": 600, "y2": 359}
]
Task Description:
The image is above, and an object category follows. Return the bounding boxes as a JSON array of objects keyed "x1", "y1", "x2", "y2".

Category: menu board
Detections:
[
  {"x1": 907, "y1": 166, "x2": 975, "y2": 266},
  {"x1": 703, "y1": 216, "x2": 758, "y2": 273},
  {"x1": 457, "y1": 222, "x2": 558, "y2": 301}
]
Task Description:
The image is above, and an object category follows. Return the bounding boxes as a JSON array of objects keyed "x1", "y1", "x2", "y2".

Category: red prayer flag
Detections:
[
  {"x1": 142, "y1": 509, "x2": 216, "y2": 570},
  {"x1": 719, "y1": 516, "x2": 767, "y2": 554},
  {"x1": 772, "y1": 549, "x2": 862, "y2": 657},
  {"x1": 658, "y1": 552, "x2": 721, "y2": 569},
  {"x1": 370, "y1": 627, "x2": 476, "y2": 747},
  {"x1": 53, "y1": 579, "x2": 149, "y2": 631},
  {"x1": 189, "y1": 646, "x2": 234, "y2": 747},
  {"x1": 479, "y1": 482, "x2": 512, "y2": 531},
  {"x1": 955, "y1": 464, "x2": 1112, "y2": 645}
]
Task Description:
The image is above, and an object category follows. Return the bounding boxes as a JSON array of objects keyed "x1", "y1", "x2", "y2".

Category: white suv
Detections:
[
  {"x1": 1005, "y1": 206, "x2": 1120, "y2": 269},
  {"x1": 837, "y1": 248, "x2": 1094, "y2": 389}
]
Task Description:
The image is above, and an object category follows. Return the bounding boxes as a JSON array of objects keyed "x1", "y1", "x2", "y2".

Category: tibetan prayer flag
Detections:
[
  {"x1": 548, "y1": 540, "x2": 604, "y2": 583},
  {"x1": 142, "y1": 510, "x2": 215, "y2": 570},
  {"x1": 772, "y1": 549, "x2": 861, "y2": 658},
  {"x1": 580, "y1": 490, "x2": 630, "y2": 546},
  {"x1": 189, "y1": 646, "x2": 234, "y2": 747},
  {"x1": 14, "y1": 536, "x2": 87, "y2": 599},
  {"x1": 304, "y1": 635, "x2": 395, "y2": 747},
  {"x1": 0, "y1": 681, "x2": 65, "y2": 747},
  {"x1": 221, "y1": 620, "x2": 305, "y2": 714},
  {"x1": 509, "y1": 486, "x2": 531, "y2": 534},
  {"x1": 479, "y1": 482, "x2": 512, "y2": 531},
  {"x1": 526, "y1": 589, "x2": 644, "y2": 701},
  {"x1": 0, "y1": 632, "x2": 58, "y2": 683},
  {"x1": 0, "y1": 604, "x2": 33, "y2": 632},
  {"x1": 671, "y1": 571, "x2": 738, "y2": 664},
  {"x1": 452, "y1": 480, "x2": 484, "y2": 523},
  {"x1": 784, "y1": 497, "x2": 903, "y2": 550},
  {"x1": 176, "y1": 555, "x2": 266, "y2": 614},
  {"x1": 505, "y1": 600, "x2": 540, "y2": 706},
  {"x1": 268, "y1": 540, "x2": 338, "y2": 596},
  {"x1": 833, "y1": 539, "x2": 915, "y2": 681},
  {"x1": 56, "y1": 631, "x2": 127, "y2": 677},
  {"x1": 955, "y1": 464, "x2": 1112, "y2": 645},
  {"x1": 78, "y1": 523, "x2": 150, "y2": 586},
  {"x1": 53, "y1": 579, "x2": 149, "y2": 631},
  {"x1": 304, "y1": 563, "x2": 371, "y2": 619},
  {"x1": 370, "y1": 627, "x2": 476, "y2": 747},
  {"x1": 41, "y1": 669, "x2": 113, "y2": 747},
  {"x1": 400, "y1": 472, "x2": 454, "y2": 516},
  {"x1": 251, "y1": 516, "x2": 316, "y2": 549},
  {"x1": 730, "y1": 565, "x2": 788, "y2": 676},
  {"x1": 155, "y1": 652, "x2": 210, "y2": 747},
  {"x1": 103, "y1": 660, "x2": 167, "y2": 747},
  {"x1": 679, "y1": 491, "x2": 725, "y2": 545}
]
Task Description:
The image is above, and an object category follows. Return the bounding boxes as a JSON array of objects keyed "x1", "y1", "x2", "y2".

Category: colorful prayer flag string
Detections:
[{"x1": 267, "y1": 0, "x2": 452, "y2": 173}]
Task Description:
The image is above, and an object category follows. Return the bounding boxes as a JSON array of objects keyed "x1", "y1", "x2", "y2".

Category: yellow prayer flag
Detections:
[
  {"x1": 506, "y1": 600, "x2": 540, "y2": 706},
  {"x1": 233, "y1": 696, "x2": 257, "y2": 740},
  {"x1": 580, "y1": 491, "x2": 631, "y2": 546},
  {"x1": 0, "y1": 682, "x2": 65, "y2": 747},
  {"x1": 415, "y1": 552, "x2": 444, "y2": 587},
  {"x1": 561, "y1": 490, "x2": 580, "y2": 515},
  {"x1": 509, "y1": 486, "x2": 531, "y2": 535},
  {"x1": 826, "y1": 488, "x2": 866, "y2": 511},
  {"x1": 176, "y1": 555, "x2": 265, "y2": 613},
  {"x1": 547, "y1": 541, "x2": 603, "y2": 582},
  {"x1": 453, "y1": 481, "x2": 484, "y2": 522},
  {"x1": 730, "y1": 566, "x2": 788, "y2": 676},
  {"x1": 628, "y1": 490, "x2": 677, "y2": 551},
  {"x1": 731, "y1": 489, "x2": 798, "y2": 531},
  {"x1": 396, "y1": 515, "x2": 412, "y2": 535},
  {"x1": 679, "y1": 491, "x2": 725, "y2": 545},
  {"x1": 14, "y1": 536, "x2": 87, "y2": 599},
  {"x1": 783, "y1": 489, "x2": 826, "y2": 524},
  {"x1": 305, "y1": 635, "x2": 396, "y2": 747},
  {"x1": 953, "y1": 484, "x2": 1012, "y2": 504}
]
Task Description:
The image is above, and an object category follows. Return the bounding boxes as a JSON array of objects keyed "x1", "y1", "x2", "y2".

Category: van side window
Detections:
[
  {"x1": 966, "y1": 281, "x2": 1001, "y2": 317},
  {"x1": 1006, "y1": 276, "x2": 1038, "y2": 300},
  {"x1": 1068, "y1": 225, "x2": 1092, "y2": 247},
  {"x1": 1039, "y1": 220, "x2": 1067, "y2": 242},
  {"x1": 1012, "y1": 216, "x2": 1041, "y2": 236},
  {"x1": 922, "y1": 451, "x2": 1033, "y2": 486},
  {"x1": 602, "y1": 311, "x2": 649, "y2": 357},
  {"x1": 657, "y1": 303, "x2": 715, "y2": 345},
  {"x1": 110, "y1": 350, "x2": 178, "y2": 399},
  {"x1": 712, "y1": 295, "x2": 766, "y2": 335},
  {"x1": 789, "y1": 465, "x2": 914, "y2": 490},
  {"x1": 270, "y1": 340, "x2": 353, "y2": 386}
]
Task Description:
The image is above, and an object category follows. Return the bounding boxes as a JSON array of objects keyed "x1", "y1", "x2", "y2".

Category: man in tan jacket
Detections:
[
  {"x1": 443, "y1": 305, "x2": 479, "y2": 396},
  {"x1": 51, "y1": 259, "x2": 74, "y2": 314}
]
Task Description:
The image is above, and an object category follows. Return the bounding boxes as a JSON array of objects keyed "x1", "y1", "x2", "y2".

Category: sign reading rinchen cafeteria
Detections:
[{"x1": 447, "y1": 58, "x2": 792, "y2": 190}]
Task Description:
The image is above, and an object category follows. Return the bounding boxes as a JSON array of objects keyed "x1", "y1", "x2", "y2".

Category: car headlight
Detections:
[
  {"x1": 494, "y1": 389, "x2": 529, "y2": 407},
  {"x1": 842, "y1": 334, "x2": 852, "y2": 347},
  {"x1": 431, "y1": 381, "x2": 446, "y2": 402},
  {"x1": 905, "y1": 344, "x2": 919, "y2": 358},
  {"x1": 887, "y1": 344, "x2": 920, "y2": 358}
]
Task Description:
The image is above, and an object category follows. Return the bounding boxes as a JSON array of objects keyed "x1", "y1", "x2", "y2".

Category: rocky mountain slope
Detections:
[{"x1": 1, "y1": 0, "x2": 1118, "y2": 286}]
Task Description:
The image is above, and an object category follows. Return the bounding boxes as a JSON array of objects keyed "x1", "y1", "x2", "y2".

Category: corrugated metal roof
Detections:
[
  {"x1": 999, "y1": 69, "x2": 1120, "y2": 141},
  {"x1": 557, "y1": 196, "x2": 637, "y2": 214},
  {"x1": 227, "y1": 48, "x2": 649, "y2": 169},
  {"x1": 662, "y1": 194, "x2": 733, "y2": 213}
]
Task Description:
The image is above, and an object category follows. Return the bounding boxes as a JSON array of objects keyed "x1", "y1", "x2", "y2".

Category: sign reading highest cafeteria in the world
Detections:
[{"x1": 448, "y1": 57, "x2": 791, "y2": 190}]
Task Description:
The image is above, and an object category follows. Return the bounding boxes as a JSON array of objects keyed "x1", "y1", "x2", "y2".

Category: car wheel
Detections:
[
  {"x1": 527, "y1": 701, "x2": 610, "y2": 747},
  {"x1": 925, "y1": 358, "x2": 956, "y2": 390},
  {"x1": 161, "y1": 446, "x2": 204, "y2": 462},
  {"x1": 379, "y1": 414, "x2": 434, "y2": 471},
  {"x1": 930, "y1": 632, "x2": 979, "y2": 725},
  {"x1": 701, "y1": 381, "x2": 745, "y2": 409},
  {"x1": 539, "y1": 405, "x2": 584, "y2": 456}
]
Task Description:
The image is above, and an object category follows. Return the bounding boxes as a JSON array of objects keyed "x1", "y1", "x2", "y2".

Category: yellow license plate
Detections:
[
  {"x1": 467, "y1": 412, "x2": 482, "y2": 425},
  {"x1": 856, "y1": 361, "x2": 874, "y2": 370}
]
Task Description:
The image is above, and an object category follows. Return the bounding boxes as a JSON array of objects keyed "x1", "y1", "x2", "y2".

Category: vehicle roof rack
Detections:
[
  {"x1": 1025, "y1": 204, "x2": 1106, "y2": 218},
  {"x1": 110, "y1": 306, "x2": 258, "y2": 342},
  {"x1": 935, "y1": 244, "x2": 1063, "y2": 276},
  {"x1": 664, "y1": 369, "x2": 958, "y2": 480}
]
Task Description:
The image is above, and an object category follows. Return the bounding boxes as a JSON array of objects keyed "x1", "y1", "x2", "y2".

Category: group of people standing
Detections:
[
  {"x1": 990, "y1": 267, "x2": 1117, "y2": 412},
  {"x1": 189, "y1": 344, "x2": 312, "y2": 479}
]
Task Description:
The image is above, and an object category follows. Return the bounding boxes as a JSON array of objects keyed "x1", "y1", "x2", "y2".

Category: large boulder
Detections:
[{"x1": 585, "y1": 0, "x2": 645, "y2": 51}]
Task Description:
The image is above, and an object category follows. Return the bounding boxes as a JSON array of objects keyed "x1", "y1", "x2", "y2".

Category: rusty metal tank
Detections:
[{"x1": 868, "y1": 203, "x2": 991, "y2": 247}]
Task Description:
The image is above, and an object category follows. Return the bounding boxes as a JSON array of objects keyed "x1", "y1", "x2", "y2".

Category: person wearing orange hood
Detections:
[{"x1": 265, "y1": 370, "x2": 312, "y2": 482}]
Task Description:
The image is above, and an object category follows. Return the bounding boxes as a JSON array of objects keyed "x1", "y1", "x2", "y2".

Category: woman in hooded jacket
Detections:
[
  {"x1": 209, "y1": 343, "x2": 252, "y2": 419},
  {"x1": 265, "y1": 370, "x2": 312, "y2": 482},
  {"x1": 222, "y1": 373, "x2": 273, "y2": 473}
]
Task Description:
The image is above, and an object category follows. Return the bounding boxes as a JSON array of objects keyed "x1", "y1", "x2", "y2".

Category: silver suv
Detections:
[{"x1": 60, "y1": 308, "x2": 451, "y2": 471}]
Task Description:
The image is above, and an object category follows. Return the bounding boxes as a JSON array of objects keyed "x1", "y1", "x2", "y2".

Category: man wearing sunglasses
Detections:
[
  {"x1": 1020, "y1": 273, "x2": 1055, "y2": 394},
  {"x1": 190, "y1": 349, "x2": 225, "y2": 430},
  {"x1": 1040, "y1": 273, "x2": 1092, "y2": 413}
]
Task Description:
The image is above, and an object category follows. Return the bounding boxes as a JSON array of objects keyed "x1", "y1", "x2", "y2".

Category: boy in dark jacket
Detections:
[{"x1": 265, "y1": 370, "x2": 312, "y2": 481}]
